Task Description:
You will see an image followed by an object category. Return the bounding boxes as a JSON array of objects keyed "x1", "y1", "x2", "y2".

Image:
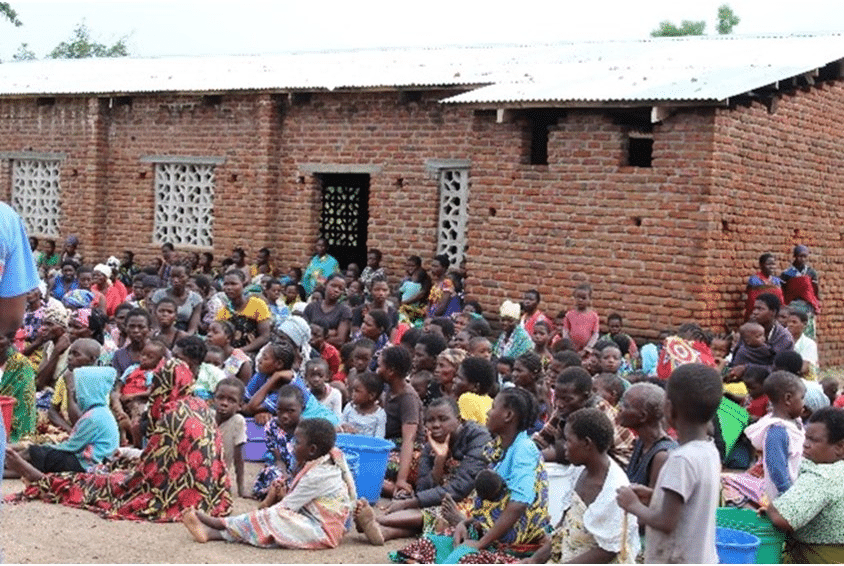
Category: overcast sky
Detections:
[{"x1": 2, "y1": 0, "x2": 844, "y2": 61}]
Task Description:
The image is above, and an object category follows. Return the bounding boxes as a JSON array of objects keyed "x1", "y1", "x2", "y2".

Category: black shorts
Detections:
[{"x1": 28, "y1": 445, "x2": 86, "y2": 473}]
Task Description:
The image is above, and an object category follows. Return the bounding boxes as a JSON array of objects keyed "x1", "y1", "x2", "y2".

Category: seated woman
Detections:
[
  {"x1": 379, "y1": 387, "x2": 550, "y2": 563},
  {"x1": 373, "y1": 397, "x2": 491, "y2": 541},
  {"x1": 183, "y1": 417, "x2": 355, "y2": 549},
  {"x1": 15, "y1": 356, "x2": 231, "y2": 522},
  {"x1": 763, "y1": 407, "x2": 844, "y2": 563},
  {"x1": 0, "y1": 331, "x2": 37, "y2": 442},
  {"x1": 215, "y1": 270, "x2": 272, "y2": 356},
  {"x1": 525, "y1": 408, "x2": 640, "y2": 563},
  {"x1": 303, "y1": 274, "x2": 352, "y2": 349}
]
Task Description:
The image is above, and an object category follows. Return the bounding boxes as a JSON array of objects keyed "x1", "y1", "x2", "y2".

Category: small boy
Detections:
[
  {"x1": 742, "y1": 367, "x2": 770, "y2": 419},
  {"x1": 467, "y1": 336, "x2": 492, "y2": 360},
  {"x1": 310, "y1": 323, "x2": 341, "y2": 376},
  {"x1": 306, "y1": 358, "x2": 342, "y2": 419},
  {"x1": 409, "y1": 370, "x2": 434, "y2": 405},
  {"x1": 50, "y1": 338, "x2": 102, "y2": 433},
  {"x1": 340, "y1": 371, "x2": 386, "y2": 438},
  {"x1": 731, "y1": 322, "x2": 768, "y2": 367},
  {"x1": 598, "y1": 344, "x2": 623, "y2": 375},
  {"x1": 474, "y1": 468, "x2": 506, "y2": 502},
  {"x1": 213, "y1": 377, "x2": 247, "y2": 498},
  {"x1": 345, "y1": 338, "x2": 375, "y2": 393},
  {"x1": 495, "y1": 356, "x2": 515, "y2": 390},
  {"x1": 204, "y1": 344, "x2": 226, "y2": 369},
  {"x1": 593, "y1": 372, "x2": 625, "y2": 407},
  {"x1": 617, "y1": 363, "x2": 722, "y2": 563},
  {"x1": 743, "y1": 371, "x2": 805, "y2": 501},
  {"x1": 452, "y1": 357, "x2": 494, "y2": 425}
]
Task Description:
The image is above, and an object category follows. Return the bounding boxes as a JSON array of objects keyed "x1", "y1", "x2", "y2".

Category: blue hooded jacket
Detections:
[{"x1": 50, "y1": 366, "x2": 120, "y2": 470}]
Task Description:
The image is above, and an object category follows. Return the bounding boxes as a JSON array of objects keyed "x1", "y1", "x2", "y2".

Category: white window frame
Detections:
[
  {"x1": 427, "y1": 159, "x2": 470, "y2": 267},
  {"x1": 6, "y1": 152, "x2": 65, "y2": 238}
]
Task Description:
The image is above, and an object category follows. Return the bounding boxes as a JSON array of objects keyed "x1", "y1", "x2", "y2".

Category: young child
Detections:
[
  {"x1": 742, "y1": 366, "x2": 771, "y2": 419},
  {"x1": 409, "y1": 370, "x2": 435, "y2": 405},
  {"x1": 306, "y1": 358, "x2": 342, "y2": 419},
  {"x1": 616, "y1": 363, "x2": 723, "y2": 563},
  {"x1": 452, "y1": 357, "x2": 495, "y2": 425},
  {"x1": 467, "y1": 336, "x2": 492, "y2": 360},
  {"x1": 50, "y1": 337, "x2": 102, "y2": 434},
  {"x1": 243, "y1": 342, "x2": 296, "y2": 424},
  {"x1": 474, "y1": 468, "x2": 506, "y2": 502},
  {"x1": 598, "y1": 343, "x2": 623, "y2": 375},
  {"x1": 213, "y1": 377, "x2": 247, "y2": 498},
  {"x1": 204, "y1": 344, "x2": 226, "y2": 369},
  {"x1": 495, "y1": 356, "x2": 515, "y2": 390},
  {"x1": 7, "y1": 366, "x2": 120, "y2": 478},
  {"x1": 182, "y1": 418, "x2": 355, "y2": 549},
  {"x1": 378, "y1": 345, "x2": 423, "y2": 498},
  {"x1": 531, "y1": 320, "x2": 553, "y2": 368},
  {"x1": 562, "y1": 283, "x2": 599, "y2": 355},
  {"x1": 151, "y1": 297, "x2": 188, "y2": 350},
  {"x1": 510, "y1": 352, "x2": 546, "y2": 431},
  {"x1": 340, "y1": 371, "x2": 386, "y2": 438},
  {"x1": 743, "y1": 371, "x2": 806, "y2": 501},
  {"x1": 118, "y1": 339, "x2": 167, "y2": 423},
  {"x1": 710, "y1": 333, "x2": 734, "y2": 375},
  {"x1": 310, "y1": 323, "x2": 341, "y2": 376},
  {"x1": 593, "y1": 372, "x2": 625, "y2": 408},
  {"x1": 206, "y1": 320, "x2": 252, "y2": 384},
  {"x1": 252, "y1": 384, "x2": 305, "y2": 501},
  {"x1": 345, "y1": 338, "x2": 375, "y2": 393}
]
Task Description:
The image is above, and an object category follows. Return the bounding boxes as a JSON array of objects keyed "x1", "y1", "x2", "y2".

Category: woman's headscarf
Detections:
[
  {"x1": 278, "y1": 315, "x2": 313, "y2": 361},
  {"x1": 42, "y1": 301, "x2": 69, "y2": 329},
  {"x1": 148, "y1": 358, "x2": 195, "y2": 422},
  {"x1": 499, "y1": 300, "x2": 520, "y2": 320}
]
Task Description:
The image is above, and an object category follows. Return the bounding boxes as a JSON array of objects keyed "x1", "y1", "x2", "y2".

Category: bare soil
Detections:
[{"x1": 0, "y1": 462, "x2": 411, "y2": 563}]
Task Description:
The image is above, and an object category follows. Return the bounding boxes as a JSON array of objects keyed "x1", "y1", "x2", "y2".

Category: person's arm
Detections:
[
  {"x1": 242, "y1": 319, "x2": 271, "y2": 355},
  {"x1": 236, "y1": 360, "x2": 252, "y2": 384},
  {"x1": 328, "y1": 318, "x2": 350, "y2": 349},
  {"x1": 762, "y1": 503, "x2": 794, "y2": 533},
  {"x1": 36, "y1": 335, "x2": 70, "y2": 390},
  {"x1": 458, "y1": 501, "x2": 529, "y2": 550},
  {"x1": 586, "y1": 312, "x2": 600, "y2": 349},
  {"x1": 616, "y1": 484, "x2": 684, "y2": 533},
  {"x1": 186, "y1": 301, "x2": 201, "y2": 335},
  {"x1": 47, "y1": 403, "x2": 73, "y2": 433},
  {"x1": 565, "y1": 547, "x2": 616, "y2": 564},
  {"x1": 63, "y1": 370, "x2": 83, "y2": 425},
  {"x1": 0, "y1": 295, "x2": 28, "y2": 336},
  {"x1": 242, "y1": 371, "x2": 291, "y2": 415},
  {"x1": 765, "y1": 426, "x2": 793, "y2": 495},
  {"x1": 647, "y1": 450, "x2": 669, "y2": 489},
  {"x1": 395, "y1": 422, "x2": 418, "y2": 495},
  {"x1": 234, "y1": 442, "x2": 246, "y2": 498}
]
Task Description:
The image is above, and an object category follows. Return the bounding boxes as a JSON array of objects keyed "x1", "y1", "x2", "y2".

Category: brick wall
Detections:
[
  {"x1": 1, "y1": 84, "x2": 841, "y2": 363},
  {"x1": 709, "y1": 82, "x2": 844, "y2": 365}
]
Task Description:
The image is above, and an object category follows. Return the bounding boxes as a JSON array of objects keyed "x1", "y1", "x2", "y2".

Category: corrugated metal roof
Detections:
[{"x1": 0, "y1": 34, "x2": 842, "y2": 105}]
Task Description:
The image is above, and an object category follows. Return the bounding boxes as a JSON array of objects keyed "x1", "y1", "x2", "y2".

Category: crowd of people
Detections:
[{"x1": 2, "y1": 229, "x2": 843, "y2": 563}]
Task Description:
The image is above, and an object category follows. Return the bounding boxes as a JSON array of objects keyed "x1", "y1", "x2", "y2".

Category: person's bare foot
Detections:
[
  {"x1": 440, "y1": 493, "x2": 465, "y2": 527},
  {"x1": 182, "y1": 508, "x2": 209, "y2": 543},
  {"x1": 354, "y1": 498, "x2": 385, "y2": 546}
]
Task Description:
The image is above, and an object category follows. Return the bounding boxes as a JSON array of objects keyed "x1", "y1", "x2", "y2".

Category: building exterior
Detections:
[{"x1": 1, "y1": 35, "x2": 843, "y2": 362}]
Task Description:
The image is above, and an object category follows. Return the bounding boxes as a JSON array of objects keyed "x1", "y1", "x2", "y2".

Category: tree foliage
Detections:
[
  {"x1": 12, "y1": 42, "x2": 34, "y2": 61},
  {"x1": 651, "y1": 4, "x2": 739, "y2": 37},
  {"x1": 0, "y1": 2, "x2": 21, "y2": 26},
  {"x1": 48, "y1": 21, "x2": 128, "y2": 59},
  {"x1": 651, "y1": 19, "x2": 706, "y2": 37},
  {"x1": 717, "y1": 4, "x2": 740, "y2": 35}
]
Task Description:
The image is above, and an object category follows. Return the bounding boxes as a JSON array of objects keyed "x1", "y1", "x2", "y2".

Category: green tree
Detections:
[
  {"x1": 0, "y1": 2, "x2": 21, "y2": 26},
  {"x1": 48, "y1": 21, "x2": 128, "y2": 59},
  {"x1": 651, "y1": 19, "x2": 706, "y2": 37},
  {"x1": 12, "y1": 42, "x2": 34, "y2": 61},
  {"x1": 717, "y1": 4, "x2": 740, "y2": 34}
]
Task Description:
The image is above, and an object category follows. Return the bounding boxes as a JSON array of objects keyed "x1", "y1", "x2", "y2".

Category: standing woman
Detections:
[
  {"x1": 745, "y1": 253, "x2": 785, "y2": 321},
  {"x1": 302, "y1": 237, "x2": 340, "y2": 295},
  {"x1": 215, "y1": 270, "x2": 271, "y2": 356},
  {"x1": 427, "y1": 255, "x2": 461, "y2": 319},
  {"x1": 151, "y1": 264, "x2": 203, "y2": 334},
  {"x1": 303, "y1": 274, "x2": 352, "y2": 349},
  {"x1": 780, "y1": 244, "x2": 821, "y2": 339}
]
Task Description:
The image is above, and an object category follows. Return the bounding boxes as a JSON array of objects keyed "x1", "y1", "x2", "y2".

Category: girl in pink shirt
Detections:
[{"x1": 562, "y1": 283, "x2": 600, "y2": 355}]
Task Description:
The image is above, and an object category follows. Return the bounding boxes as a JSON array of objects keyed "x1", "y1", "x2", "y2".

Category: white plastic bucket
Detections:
[{"x1": 545, "y1": 463, "x2": 583, "y2": 526}]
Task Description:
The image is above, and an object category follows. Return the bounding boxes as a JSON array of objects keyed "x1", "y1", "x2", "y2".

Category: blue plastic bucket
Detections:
[
  {"x1": 335, "y1": 433, "x2": 395, "y2": 503},
  {"x1": 716, "y1": 527, "x2": 761, "y2": 564}
]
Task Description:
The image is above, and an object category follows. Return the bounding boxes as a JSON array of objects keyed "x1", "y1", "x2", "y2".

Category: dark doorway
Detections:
[{"x1": 317, "y1": 173, "x2": 370, "y2": 270}]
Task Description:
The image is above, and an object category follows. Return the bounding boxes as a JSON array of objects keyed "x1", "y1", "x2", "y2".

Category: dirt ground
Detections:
[{"x1": 0, "y1": 462, "x2": 411, "y2": 563}]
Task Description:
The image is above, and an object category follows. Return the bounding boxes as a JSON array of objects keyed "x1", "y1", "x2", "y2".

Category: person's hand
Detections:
[
  {"x1": 727, "y1": 365, "x2": 746, "y2": 382},
  {"x1": 630, "y1": 484, "x2": 653, "y2": 506},
  {"x1": 116, "y1": 411, "x2": 131, "y2": 428},
  {"x1": 54, "y1": 333, "x2": 71, "y2": 354},
  {"x1": 384, "y1": 498, "x2": 412, "y2": 514},
  {"x1": 452, "y1": 520, "x2": 469, "y2": 546},
  {"x1": 394, "y1": 479, "x2": 413, "y2": 498},
  {"x1": 427, "y1": 430, "x2": 450, "y2": 458},
  {"x1": 616, "y1": 486, "x2": 638, "y2": 511},
  {"x1": 271, "y1": 478, "x2": 288, "y2": 500},
  {"x1": 461, "y1": 540, "x2": 482, "y2": 550},
  {"x1": 253, "y1": 412, "x2": 271, "y2": 426},
  {"x1": 338, "y1": 424, "x2": 358, "y2": 434}
]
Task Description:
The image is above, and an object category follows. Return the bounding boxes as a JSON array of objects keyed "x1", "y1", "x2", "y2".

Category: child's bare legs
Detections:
[
  {"x1": 376, "y1": 508, "x2": 423, "y2": 541},
  {"x1": 182, "y1": 508, "x2": 226, "y2": 543},
  {"x1": 354, "y1": 498, "x2": 385, "y2": 545}
]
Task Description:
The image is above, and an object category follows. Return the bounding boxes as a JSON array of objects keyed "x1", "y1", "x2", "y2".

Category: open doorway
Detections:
[{"x1": 317, "y1": 173, "x2": 370, "y2": 270}]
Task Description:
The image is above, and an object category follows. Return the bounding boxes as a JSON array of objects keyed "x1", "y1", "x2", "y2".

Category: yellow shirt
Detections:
[{"x1": 458, "y1": 392, "x2": 493, "y2": 425}]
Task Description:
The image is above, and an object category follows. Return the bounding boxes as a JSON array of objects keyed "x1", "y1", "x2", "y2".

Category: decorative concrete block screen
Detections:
[
  {"x1": 153, "y1": 162, "x2": 215, "y2": 248},
  {"x1": 437, "y1": 168, "x2": 468, "y2": 266},
  {"x1": 11, "y1": 159, "x2": 61, "y2": 238}
]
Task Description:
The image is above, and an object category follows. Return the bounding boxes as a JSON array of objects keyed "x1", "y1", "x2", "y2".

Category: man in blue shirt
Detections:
[{"x1": 0, "y1": 202, "x2": 40, "y2": 493}]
